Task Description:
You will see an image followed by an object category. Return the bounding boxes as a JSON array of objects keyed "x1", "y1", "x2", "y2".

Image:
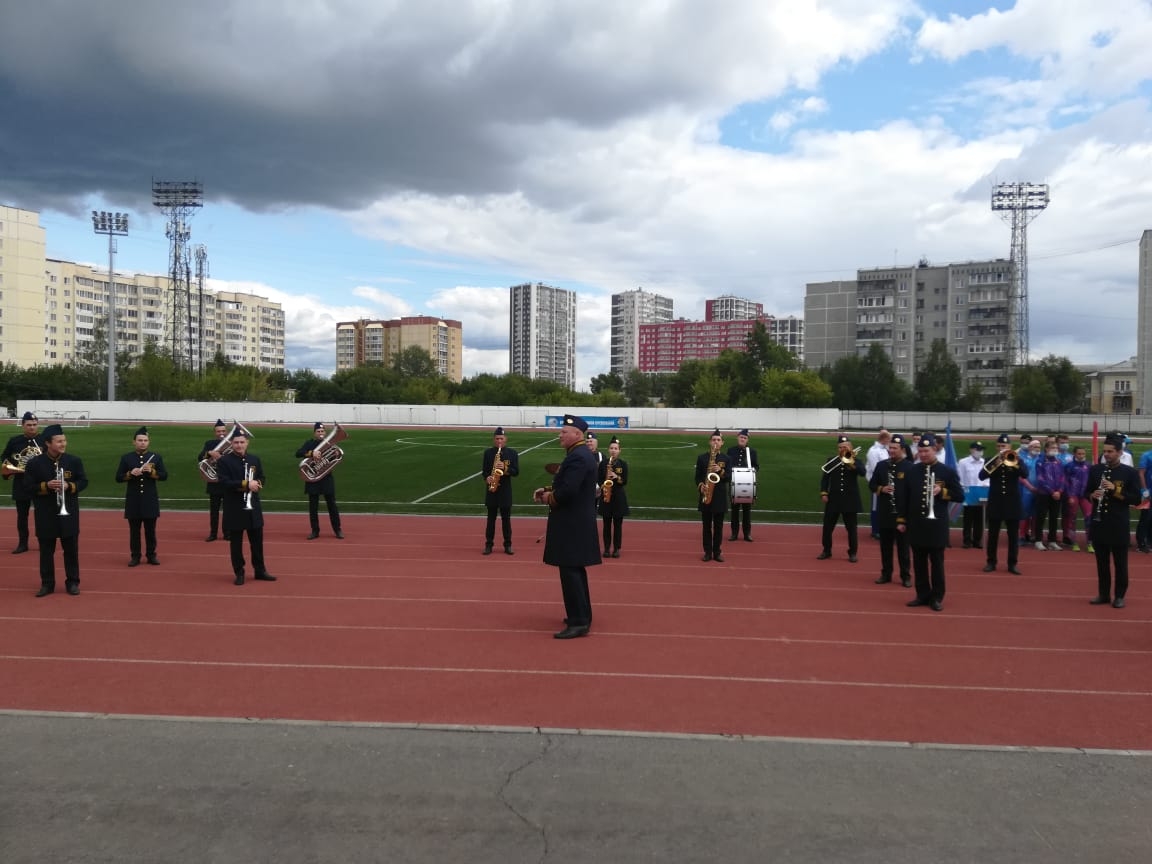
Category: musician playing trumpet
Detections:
[
  {"x1": 481, "y1": 427, "x2": 519, "y2": 555},
  {"x1": 116, "y1": 426, "x2": 168, "y2": 567},
  {"x1": 217, "y1": 430, "x2": 276, "y2": 586},
  {"x1": 695, "y1": 429, "x2": 732, "y2": 562},
  {"x1": 897, "y1": 433, "x2": 963, "y2": 612},
  {"x1": 818, "y1": 434, "x2": 866, "y2": 563},
  {"x1": 1087, "y1": 434, "x2": 1142, "y2": 608},
  {"x1": 296, "y1": 422, "x2": 343, "y2": 540},
  {"x1": 23, "y1": 424, "x2": 88, "y2": 596},
  {"x1": 2, "y1": 411, "x2": 43, "y2": 554},
  {"x1": 598, "y1": 435, "x2": 629, "y2": 558}
]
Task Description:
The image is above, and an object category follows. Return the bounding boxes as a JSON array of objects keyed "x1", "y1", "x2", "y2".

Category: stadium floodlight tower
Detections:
[
  {"x1": 991, "y1": 182, "x2": 1049, "y2": 367},
  {"x1": 91, "y1": 210, "x2": 129, "y2": 401},
  {"x1": 151, "y1": 180, "x2": 203, "y2": 371}
]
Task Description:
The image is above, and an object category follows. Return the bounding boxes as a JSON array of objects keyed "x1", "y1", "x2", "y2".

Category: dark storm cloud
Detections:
[{"x1": 0, "y1": 0, "x2": 744, "y2": 213}]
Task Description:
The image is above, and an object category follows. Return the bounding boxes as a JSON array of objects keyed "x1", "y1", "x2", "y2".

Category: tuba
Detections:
[
  {"x1": 199, "y1": 420, "x2": 252, "y2": 482},
  {"x1": 2, "y1": 438, "x2": 42, "y2": 478},
  {"x1": 700, "y1": 443, "x2": 722, "y2": 506},
  {"x1": 602, "y1": 457, "x2": 619, "y2": 504},
  {"x1": 486, "y1": 446, "x2": 505, "y2": 493},
  {"x1": 299, "y1": 423, "x2": 348, "y2": 482}
]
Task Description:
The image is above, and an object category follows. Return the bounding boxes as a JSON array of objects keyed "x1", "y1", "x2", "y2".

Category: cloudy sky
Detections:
[{"x1": 2, "y1": 0, "x2": 1150, "y2": 386}]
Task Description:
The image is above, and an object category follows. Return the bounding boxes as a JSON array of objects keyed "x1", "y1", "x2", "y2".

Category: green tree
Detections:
[
  {"x1": 392, "y1": 346, "x2": 439, "y2": 380},
  {"x1": 713, "y1": 350, "x2": 760, "y2": 407},
  {"x1": 916, "y1": 339, "x2": 963, "y2": 411},
  {"x1": 692, "y1": 366, "x2": 731, "y2": 408},
  {"x1": 760, "y1": 369, "x2": 834, "y2": 407},
  {"x1": 623, "y1": 369, "x2": 653, "y2": 407},
  {"x1": 1010, "y1": 366, "x2": 1058, "y2": 412},
  {"x1": 957, "y1": 381, "x2": 985, "y2": 412},
  {"x1": 745, "y1": 321, "x2": 798, "y2": 372},
  {"x1": 666, "y1": 360, "x2": 706, "y2": 407},
  {"x1": 590, "y1": 371, "x2": 624, "y2": 395},
  {"x1": 821, "y1": 344, "x2": 912, "y2": 410},
  {"x1": 120, "y1": 339, "x2": 187, "y2": 401},
  {"x1": 1036, "y1": 354, "x2": 1086, "y2": 412}
]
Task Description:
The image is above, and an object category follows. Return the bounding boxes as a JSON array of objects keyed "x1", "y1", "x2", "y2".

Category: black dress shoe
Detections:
[
  {"x1": 848, "y1": 554, "x2": 858, "y2": 563},
  {"x1": 553, "y1": 625, "x2": 590, "y2": 639},
  {"x1": 713, "y1": 552, "x2": 724, "y2": 562},
  {"x1": 900, "y1": 578, "x2": 912, "y2": 588},
  {"x1": 962, "y1": 541, "x2": 972, "y2": 549},
  {"x1": 982, "y1": 563, "x2": 996, "y2": 572},
  {"x1": 816, "y1": 551, "x2": 832, "y2": 560},
  {"x1": 906, "y1": 598, "x2": 929, "y2": 607},
  {"x1": 11, "y1": 544, "x2": 28, "y2": 554},
  {"x1": 504, "y1": 546, "x2": 514, "y2": 555},
  {"x1": 611, "y1": 550, "x2": 620, "y2": 558},
  {"x1": 875, "y1": 576, "x2": 892, "y2": 584},
  {"x1": 128, "y1": 557, "x2": 141, "y2": 567},
  {"x1": 1112, "y1": 597, "x2": 1126, "y2": 608},
  {"x1": 205, "y1": 534, "x2": 217, "y2": 542},
  {"x1": 234, "y1": 573, "x2": 245, "y2": 586},
  {"x1": 147, "y1": 555, "x2": 160, "y2": 565},
  {"x1": 482, "y1": 546, "x2": 493, "y2": 556},
  {"x1": 334, "y1": 530, "x2": 344, "y2": 539},
  {"x1": 728, "y1": 534, "x2": 738, "y2": 542},
  {"x1": 306, "y1": 531, "x2": 320, "y2": 540},
  {"x1": 743, "y1": 536, "x2": 752, "y2": 542},
  {"x1": 1089, "y1": 595, "x2": 1110, "y2": 605},
  {"x1": 254, "y1": 572, "x2": 277, "y2": 581},
  {"x1": 35, "y1": 584, "x2": 54, "y2": 597},
  {"x1": 701, "y1": 552, "x2": 712, "y2": 562},
  {"x1": 604, "y1": 548, "x2": 611, "y2": 557},
  {"x1": 930, "y1": 599, "x2": 943, "y2": 611},
  {"x1": 65, "y1": 583, "x2": 79, "y2": 596},
  {"x1": 1008, "y1": 566, "x2": 1022, "y2": 575}
]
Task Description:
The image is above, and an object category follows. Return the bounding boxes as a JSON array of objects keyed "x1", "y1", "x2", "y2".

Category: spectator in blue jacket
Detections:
[{"x1": 1033, "y1": 441, "x2": 1066, "y2": 551}]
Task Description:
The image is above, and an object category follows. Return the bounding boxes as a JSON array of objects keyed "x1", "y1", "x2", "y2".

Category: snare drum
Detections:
[{"x1": 730, "y1": 467, "x2": 757, "y2": 504}]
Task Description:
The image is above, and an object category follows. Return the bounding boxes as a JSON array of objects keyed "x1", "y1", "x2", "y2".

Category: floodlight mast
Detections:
[
  {"x1": 91, "y1": 210, "x2": 129, "y2": 401},
  {"x1": 991, "y1": 182, "x2": 1049, "y2": 367},
  {"x1": 151, "y1": 180, "x2": 203, "y2": 371}
]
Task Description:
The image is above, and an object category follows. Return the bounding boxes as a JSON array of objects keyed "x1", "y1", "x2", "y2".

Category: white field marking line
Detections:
[
  {"x1": 1, "y1": 708, "x2": 1148, "y2": 756},
  {"x1": 4, "y1": 615, "x2": 1149, "y2": 656},
  {"x1": 395, "y1": 437, "x2": 699, "y2": 452},
  {"x1": 4, "y1": 653, "x2": 1152, "y2": 698},
  {"x1": 411, "y1": 436, "x2": 556, "y2": 504}
]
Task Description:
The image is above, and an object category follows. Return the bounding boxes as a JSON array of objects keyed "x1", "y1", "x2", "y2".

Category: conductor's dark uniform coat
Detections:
[{"x1": 543, "y1": 440, "x2": 601, "y2": 628}]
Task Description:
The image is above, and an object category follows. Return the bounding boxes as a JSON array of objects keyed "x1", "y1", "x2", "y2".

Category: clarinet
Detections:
[{"x1": 1091, "y1": 467, "x2": 1111, "y2": 523}]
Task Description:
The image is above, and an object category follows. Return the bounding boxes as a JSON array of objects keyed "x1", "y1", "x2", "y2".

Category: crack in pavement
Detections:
[{"x1": 496, "y1": 731, "x2": 557, "y2": 863}]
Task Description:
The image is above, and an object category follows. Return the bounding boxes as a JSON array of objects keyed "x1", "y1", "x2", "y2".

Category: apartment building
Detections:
[
  {"x1": 1138, "y1": 230, "x2": 1152, "y2": 415},
  {"x1": 509, "y1": 282, "x2": 576, "y2": 390},
  {"x1": 335, "y1": 316, "x2": 463, "y2": 382},
  {"x1": 705, "y1": 295, "x2": 763, "y2": 322},
  {"x1": 609, "y1": 287, "x2": 674, "y2": 376},
  {"x1": 638, "y1": 316, "x2": 773, "y2": 373}
]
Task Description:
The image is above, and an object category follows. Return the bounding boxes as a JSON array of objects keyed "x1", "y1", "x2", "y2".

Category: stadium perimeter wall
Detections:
[{"x1": 841, "y1": 411, "x2": 1152, "y2": 436}]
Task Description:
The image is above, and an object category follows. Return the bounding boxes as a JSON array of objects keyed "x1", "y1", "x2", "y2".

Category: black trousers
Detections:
[
  {"x1": 1093, "y1": 541, "x2": 1129, "y2": 600},
  {"x1": 878, "y1": 517, "x2": 910, "y2": 581},
  {"x1": 985, "y1": 518, "x2": 1020, "y2": 568},
  {"x1": 38, "y1": 535, "x2": 79, "y2": 587},
  {"x1": 308, "y1": 493, "x2": 341, "y2": 533},
  {"x1": 912, "y1": 545, "x2": 946, "y2": 602},
  {"x1": 821, "y1": 509, "x2": 858, "y2": 555},
  {"x1": 230, "y1": 525, "x2": 266, "y2": 577},
  {"x1": 1035, "y1": 494, "x2": 1060, "y2": 543},
  {"x1": 128, "y1": 518, "x2": 157, "y2": 559},
  {"x1": 557, "y1": 565, "x2": 592, "y2": 627},
  {"x1": 962, "y1": 505, "x2": 984, "y2": 546},
  {"x1": 485, "y1": 506, "x2": 511, "y2": 547},
  {"x1": 14, "y1": 498, "x2": 31, "y2": 545},
  {"x1": 208, "y1": 493, "x2": 224, "y2": 535},
  {"x1": 701, "y1": 512, "x2": 724, "y2": 555},
  {"x1": 729, "y1": 504, "x2": 752, "y2": 538},
  {"x1": 602, "y1": 516, "x2": 623, "y2": 552}
]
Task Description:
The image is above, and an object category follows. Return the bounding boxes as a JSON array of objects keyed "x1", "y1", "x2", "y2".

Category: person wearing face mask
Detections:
[
  {"x1": 1063, "y1": 446, "x2": 1093, "y2": 552},
  {"x1": 956, "y1": 441, "x2": 988, "y2": 549},
  {"x1": 1018, "y1": 440, "x2": 1042, "y2": 544},
  {"x1": 1033, "y1": 442, "x2": 1066, "y2": 551}
]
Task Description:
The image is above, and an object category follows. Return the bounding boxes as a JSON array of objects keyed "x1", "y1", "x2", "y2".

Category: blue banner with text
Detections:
[{"x1": 544, "y1": 415, "x2": 629, "y2": 430}]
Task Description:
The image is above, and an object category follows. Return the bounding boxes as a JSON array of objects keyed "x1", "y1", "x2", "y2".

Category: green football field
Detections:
[{"x1": 11, "y1": 424, "x2": 1105, "y2": 524}]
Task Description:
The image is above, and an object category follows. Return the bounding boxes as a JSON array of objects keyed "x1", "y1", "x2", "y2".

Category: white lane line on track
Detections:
[{"x1": 411, "y1": 436, "x2": 555, "y2": 503}]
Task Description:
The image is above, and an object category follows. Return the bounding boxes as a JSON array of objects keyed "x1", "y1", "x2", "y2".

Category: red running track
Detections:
[{"x1": 1, "y1": 511, "x2": 1150, "y2": 750}]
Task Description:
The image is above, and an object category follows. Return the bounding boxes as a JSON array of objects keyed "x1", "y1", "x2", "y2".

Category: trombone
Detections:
[
  {"x1": 982, "y1": 449, "x2": 1018, "y2": 474},
  {"x1": 821, "y1": 446, "x2": 861, "y2": 474}
]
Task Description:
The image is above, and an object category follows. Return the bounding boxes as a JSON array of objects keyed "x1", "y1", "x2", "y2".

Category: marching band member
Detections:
[
  {"x1": 1087, "y1": 433, "x2": 1142, "y2": 608},
  {"x1": 869, "y1": 433, "x2": 912, "y2": 587},
  {"x1": 23, "y1": 424, "x2": 88, "y2": 596},
  {"x1": 695, "y1": 429, "x2": 732, "y2": 562},
  {"x1": 296, "y1": 422, "x2": 343, "y2": 540},
  {"x1": 980, "y1": 434, "x2": 1028, "y2": 575},
  {"x1": 198, "y1": 419, "x2": 229, "y2": 542},
  {"x1": 818, "y1": 434, "x2": 865, "y2": 563},
  {"x1": 898, "y1": 433, "x2": 963, "y2": 611},
  {"x1": 2, "y1": 411, "x2": 42, "y2": 554},
  {"x1": 533, "y1": 414, "x2": 600, "y2": 639},
  {"x1": 216, "y1": 430, "x2": 276, "y2": 586},
  {"x1": 957, "y1": 441, "x2": 988, "y2": 549},
  {"x1": 481, "y1": 427, "x2": 519, "y2": 555},
  {"x1": 727, "y1": 428, "x2": 759, "y2": 542},
  {"x1": 115, "y1": 426, "x2": 168, "y2": 567},
  {"x1": 598, "y1": 435, "x2": 629, "y2": 558},
  {"x1": 865, "y1": 428, "x2": 892, "y2": 540}
]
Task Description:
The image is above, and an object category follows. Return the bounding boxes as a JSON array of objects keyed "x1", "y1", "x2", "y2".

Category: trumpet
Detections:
[
  {"x1": 56, "y1": 464, "x2": 69, "y2": 517},
  {"x1": 602, "y1": 457, "x2": 619, "y2": 504},
  {"x1": 2, "y1": 439, "x2": 41, "y2": 478},
  {"x1": 821, "y1": 446, "x2": 861, "y2": 474},
  {"x1": 243, "y1": 464, "x2": 255, "y2": 511},
  {"x1": 982, "y1": 449, "x2": 1018, "y2": 474},
  {"x1": 487, "y1": 446, "x2": 505, "y2": 493},
  {"x1": 199, "y1": 420, "x2": 252, "y2": 482},
  {"x1": 700, "y1": 443, "x2": 722, "y2": 506},
  {"x1": 923, "y1": 466, "x2": 937, "y2": 520}
]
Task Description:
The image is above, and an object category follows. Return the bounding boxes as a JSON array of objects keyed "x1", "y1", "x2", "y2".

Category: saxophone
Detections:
[
  {"x1": 602, "y1": 457, "x2": 618, "y2": 504},
  {"x1": 487, "y1": 447, "x2": 506, "y2": 493},
  {"x1": 700, "y1": 443, "x2": 722, "y2": 506}
]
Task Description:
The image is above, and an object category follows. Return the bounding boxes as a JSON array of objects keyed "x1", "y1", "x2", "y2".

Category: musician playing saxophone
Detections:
[
  {"x1": 868, "y1": 434, "x2": 912, "y2": 587},
  {"x1": 1086, "y1": 433, "x2": 1142, "y2": 608},
  {"x1": 481, "y1": 427, "x2": 519, "y2": 555},
  {"x1": 217, "y1": 430, "x2": 276, "y2": 586},
  {"x1": 597, "y1": 436, "x2": 629, "y2": 558},
  {"x1": 695, "y1": 429, "x2": 732, "y2": 562},
  {"x1": 116, "y1": 426, "x2": 168, "y2": 567},
  {"x1": 296, "y1": 422, "x2": 343, "y2": 540},
  {"x1": 818, "y1": 434, "x2": 866, "y2": 563},
  {"x1": 2, "y1": 411, "x2": 43, "y2": 554},
  {"x1": 897, "y1": 433, "x2": 963, "y2": 612},
  {"x1": 198, "y1": 419, "x2": 229, "y2": 542},
  {"x1": 22, "y1": 424, "x2": 88, "y2": 596}
]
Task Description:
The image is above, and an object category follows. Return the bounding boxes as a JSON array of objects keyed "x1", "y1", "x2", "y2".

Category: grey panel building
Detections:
[
  {"x1": 509, "y1": 282, "x2": 576, "y2": 390},
  {"x1": 1138, "y1": 230, "x2": 1152, "y2": 415}
]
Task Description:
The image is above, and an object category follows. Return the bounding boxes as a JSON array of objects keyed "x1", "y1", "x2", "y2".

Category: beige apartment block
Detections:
[
  {"x1": 0, "y1": 205, "x2": 48, "y2": 366},
  {"x1": 335, "y1": 316, "x2": 463, "y2": 382}
]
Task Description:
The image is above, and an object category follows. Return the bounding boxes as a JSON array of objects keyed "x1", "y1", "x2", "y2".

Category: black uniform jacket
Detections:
[
  {"x1": 869, "y1": 456, "x2": 912, "y2": 522},
  {"x1": 726, "y1": 445, "x2": 759, "y2": 472},
  {"x1": 217, "y1": 452, "x2": 265, "y2": 532},
  {"x1": 695, "y1": 450, "x2": 732, "y2": 514},
  {"x1": 1087, "y1": 462, "x2": 1142, "y2": 546},
  {"x1": 543, "y1": 441, "x2": 602, "y2": 568},
  {"x1": 3, "y1": 433, "x2": 43, "y2": 501},
  {"x1": 24, "y1": 452, "x2": 88, "y2": 539},
  {"x1": 597, "y1": 457, "x2": 630, "y2": 518},
  {"x1": 896, "y1": 460, "x2": 964, "y2": 548},
  {"x1": 482, "y1": 446, "x2": 519, "y2": 509},
  {"x1": 820, "y1": 455, "x2": 866, "y2": 513},
  {"x1": 199, "y1": 437, "x2": 227, "y2": 495},
  {"x1": 979, "y1": 457, "x2": 1029, "y2": 520},
  {"x1": 116, "y1": 450, "x2": 169, "y2": 520},
  {"x1": 295, "y1": 438, "x2": 337, "y2": 496}
]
